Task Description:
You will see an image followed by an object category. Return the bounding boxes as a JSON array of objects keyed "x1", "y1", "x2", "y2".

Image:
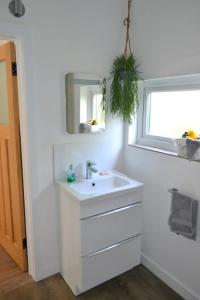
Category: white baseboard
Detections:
[
  {"x1": 31, "y1": 263, "x2": 60, "y2": 282},
  {"x1": 141, "y1": 253, "x2": 199, "y2": 300}
]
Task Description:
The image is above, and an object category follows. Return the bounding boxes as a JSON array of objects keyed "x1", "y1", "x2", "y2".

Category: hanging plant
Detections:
[
  {"x1": 110, "y1": 54, "x2": 139, "y2": 124},
  {"x1": 100, "y1": 77, "x2": 107, "y2": 112},
  {"x1": 102, "y1": 0, "x2": 140, "y2": 124}
]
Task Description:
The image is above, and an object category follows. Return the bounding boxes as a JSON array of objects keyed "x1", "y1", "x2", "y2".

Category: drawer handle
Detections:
[
  {"x1": 82, "y1": 234, "x2": 141, "y2": 258},
  {"x1": 81, "y1": 202, "x2": 142, "y2": 221}
]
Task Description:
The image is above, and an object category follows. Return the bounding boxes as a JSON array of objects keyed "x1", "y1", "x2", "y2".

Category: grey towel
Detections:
[{"x1": 168, "y1": 189, "x2": 198, "y2": 240}]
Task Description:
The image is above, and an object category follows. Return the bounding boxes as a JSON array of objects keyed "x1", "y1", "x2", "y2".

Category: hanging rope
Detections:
[{"x1": 124, "y1": 0, "x2": 132, "y2": 57}]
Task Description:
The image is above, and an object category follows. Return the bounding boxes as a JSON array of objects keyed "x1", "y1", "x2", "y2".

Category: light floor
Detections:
[
  {"x1": 1, "y1": 263, "x2": 183, "y2": 300},
  {"x1": 0, "y1": 247, "x2": 33, "y2": 295}
]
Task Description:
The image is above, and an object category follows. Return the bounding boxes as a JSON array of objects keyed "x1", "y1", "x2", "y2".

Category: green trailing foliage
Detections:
[
  {"x1": 110, "y1": 54, "x2": 140, "y2": 124},
  {"x1": 100, "y1": 77, "x2": 107, "y2": 112},
  {"x1": 101, "y1": 0, "x2": 140, "y2": 124},
  {"x1": 101, "y1": 54, "x2": 140, "y2": 124}
]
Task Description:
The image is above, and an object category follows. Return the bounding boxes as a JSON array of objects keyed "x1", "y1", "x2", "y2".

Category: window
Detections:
[
  {"x1": 92, "y1": 92, "x2": 105, "y2": 128},
  {"x1": 79, "y1": 85, "x2": 105, "y2": 130},
  {"x1": 130, "y1": 75, "x2": 200, "y2": 152}
]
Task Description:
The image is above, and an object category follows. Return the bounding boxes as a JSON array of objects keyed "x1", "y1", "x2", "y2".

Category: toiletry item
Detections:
[{"x1": 66, "y1": 164, "x2": 76, "y2": 183}]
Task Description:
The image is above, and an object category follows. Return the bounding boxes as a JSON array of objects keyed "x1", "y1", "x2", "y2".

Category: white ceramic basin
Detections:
[
  {"x1": 57, "y1": 171, "x2": 143, "y2": 201},
  {"x1": 70, "y1": 176, "x2": 129, "y2": 195}
]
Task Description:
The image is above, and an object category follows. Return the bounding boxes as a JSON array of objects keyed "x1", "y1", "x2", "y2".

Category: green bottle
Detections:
[{"x1": 66, "y1": 164, "x2": 76, "y2": 183}]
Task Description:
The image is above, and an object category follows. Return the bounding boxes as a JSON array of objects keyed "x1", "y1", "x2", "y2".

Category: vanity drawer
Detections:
[
  {"x1": 80, "y1": 190, "x2": 142, "y2": 219},
  {"x1": 80, "y1": 202, "x2": 142, "y2": 256},
  {"x1": 80, "y1": 235, "x2": 141, "y2": 292}
]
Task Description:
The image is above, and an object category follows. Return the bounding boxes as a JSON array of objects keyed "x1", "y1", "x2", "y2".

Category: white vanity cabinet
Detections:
[{"x1": 58, "y1": 175, "x2": 143, "y2": 296}]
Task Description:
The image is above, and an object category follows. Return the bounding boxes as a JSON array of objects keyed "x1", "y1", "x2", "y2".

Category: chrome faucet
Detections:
[{"x1": 86, "y1": 160, "x2": 98, "y2": 179}]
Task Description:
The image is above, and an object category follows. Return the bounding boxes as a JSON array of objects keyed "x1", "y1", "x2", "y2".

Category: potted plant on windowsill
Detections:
[{"x1": 102, "y1": 0, "x2": 140, "y2": 124}]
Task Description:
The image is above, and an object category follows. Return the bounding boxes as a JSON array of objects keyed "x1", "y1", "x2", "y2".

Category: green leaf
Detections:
[{"x1": 109, "y1": 54, "x2": 140, "y2": 124}]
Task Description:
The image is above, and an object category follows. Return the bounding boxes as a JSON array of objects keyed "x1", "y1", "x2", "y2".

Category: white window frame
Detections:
[{"x1": 135, "y1": 74, "x2": 200, "y2": 152}]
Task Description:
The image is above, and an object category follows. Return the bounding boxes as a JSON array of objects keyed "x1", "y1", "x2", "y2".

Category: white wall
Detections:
[
  {"x1": 54, "y1": 142, "x2": 123, "y2": 182},
  {"x1": 125, "y1": 0, "x2": 200, "y2": 299},
  {"x1": 0, "y1": 0, "x2": 126, "y2": 280}
]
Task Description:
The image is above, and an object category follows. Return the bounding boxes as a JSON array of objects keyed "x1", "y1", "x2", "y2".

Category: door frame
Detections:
[{"x1": 0, "y1": 21, "x2": 37, "y2": 279}]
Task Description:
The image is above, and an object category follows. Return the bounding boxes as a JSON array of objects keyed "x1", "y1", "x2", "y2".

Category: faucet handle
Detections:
[{"x1": 86, "y1": 160, "x2": 96, "y2": 166}]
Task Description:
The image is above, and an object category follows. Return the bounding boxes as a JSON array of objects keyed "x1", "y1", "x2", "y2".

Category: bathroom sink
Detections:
[
  {"x1": 70, "y1": 176, "x2": 129, "y2": 195},
  {"x1": 57, "y1": 171, "x2": 143, "y2": 201}
]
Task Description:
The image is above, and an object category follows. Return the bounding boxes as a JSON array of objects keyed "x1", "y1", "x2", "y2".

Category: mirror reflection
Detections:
[{"x1": 65, "y1": 73, "x2": 105, "y2": 134}]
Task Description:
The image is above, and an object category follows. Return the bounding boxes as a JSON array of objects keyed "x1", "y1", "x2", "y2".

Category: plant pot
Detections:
[
  {"x1": 175, "y1": 138, "x2": 200, "y2": 161},
  {"x1": 120, "y1": 71, "x2": 135, "y2": 81}
]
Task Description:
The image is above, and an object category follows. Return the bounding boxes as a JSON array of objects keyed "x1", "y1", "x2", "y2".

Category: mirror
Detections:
[{"x1": 65, "y1": 73, "x2": 105, "y2": 134}]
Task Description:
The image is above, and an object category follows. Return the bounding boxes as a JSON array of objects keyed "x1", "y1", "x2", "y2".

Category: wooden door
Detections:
[{"x1": 0, "y1": 42, "x2": 27, "y2": 271}]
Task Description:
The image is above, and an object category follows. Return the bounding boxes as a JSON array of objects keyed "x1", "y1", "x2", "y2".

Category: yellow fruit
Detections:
[
  {"x1": 91, "y1": 120, "x2": 97, "y2": 125},
  {"x1": 187, "y1": 130, "x2": 198, "y2": 139}
]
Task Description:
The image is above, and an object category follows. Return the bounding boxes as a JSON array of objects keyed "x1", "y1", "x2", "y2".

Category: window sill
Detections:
[
  {"x1": 128, "y1": 143, "x2": 200, "y2": 164},
  {"x1": 128, "y1": 143, "x2": 177, "y2": 157}
]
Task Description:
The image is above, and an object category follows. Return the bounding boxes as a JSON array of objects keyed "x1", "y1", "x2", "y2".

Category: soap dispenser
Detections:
[{"x1": 66, "y1": 164, "x2": 76, "y2": 183}]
